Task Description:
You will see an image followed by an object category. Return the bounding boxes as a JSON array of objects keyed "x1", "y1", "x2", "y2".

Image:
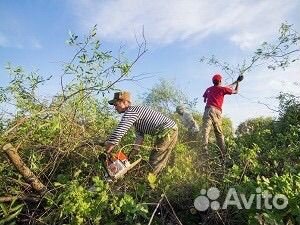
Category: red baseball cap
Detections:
[{"x1": 212, "y1": 74, "x2": 222, "y2": 82}]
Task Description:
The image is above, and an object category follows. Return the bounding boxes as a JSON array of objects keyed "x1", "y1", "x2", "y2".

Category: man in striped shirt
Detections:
[{"x1": 105, "y1": 91, "x2": 178, "y2": 175}]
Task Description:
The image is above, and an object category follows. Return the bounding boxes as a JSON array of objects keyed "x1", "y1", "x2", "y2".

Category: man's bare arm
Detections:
[
  {"x1": 228, "y1": 81, "x2": 239, "y2": 94},
  {"x1": 105, "y1": 142, "x2": 115, "y2": 153}
]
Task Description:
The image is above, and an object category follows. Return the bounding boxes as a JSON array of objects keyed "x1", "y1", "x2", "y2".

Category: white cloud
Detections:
[
  {"x1": 0, "y1": 33, "x2": 8, "y2": 47},
  {"x1": 70, "y1": 0, "x2": 298, "y2": 48},
  {"x1": 0, "y1": 37, "x2": 23, "y2": 49},
  {"x1": 230, "y1": 32, "x2": 263, "y2": 50},
  {"x1": 0, "y1": 32, "x2": 42, "y2": 49},
  {"x1": 243, "y1": 62, "x2": 300, "y2": 96}
]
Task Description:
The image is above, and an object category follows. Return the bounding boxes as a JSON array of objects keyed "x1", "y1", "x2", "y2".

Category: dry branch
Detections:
[
  {"x1": 3, "y1": 143, "x2": 47, "y2": 194},
  {"x1": 0, "y1": 195, "x2": 41, "y2": 203},
  {"x1": 148, "y1": 194, "x2": 165, "y2": 225}
]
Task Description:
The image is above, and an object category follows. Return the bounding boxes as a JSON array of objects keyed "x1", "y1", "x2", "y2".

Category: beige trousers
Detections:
[
  {"x1": 149, "y1": 126, "x2": 178, "y2": 175},
  {"x1": 201, "y1": 107, "x2": 226, "y2": 155}
]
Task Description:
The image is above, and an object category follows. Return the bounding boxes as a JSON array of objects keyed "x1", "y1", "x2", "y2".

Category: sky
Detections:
[{"x1": 0, "y1": 0, "x2": 300, "y2": 127}]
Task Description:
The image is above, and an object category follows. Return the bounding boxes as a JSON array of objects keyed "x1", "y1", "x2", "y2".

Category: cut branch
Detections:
[{"x1": 3, "y1": 143, "x2": 47, "y2": 194}]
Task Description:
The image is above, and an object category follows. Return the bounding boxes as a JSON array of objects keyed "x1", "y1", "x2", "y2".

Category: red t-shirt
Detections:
[{"x1": 203, "y1": 86, "x2": 233, "y2": 112}]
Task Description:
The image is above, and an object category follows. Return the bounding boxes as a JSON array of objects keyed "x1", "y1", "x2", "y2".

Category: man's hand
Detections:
[
  {"x1": 236, "y1": 75, "x2": 244, "y2": 82},
  {"x1": 105, "y1": 141, "x2": 115, "y2": 154}
]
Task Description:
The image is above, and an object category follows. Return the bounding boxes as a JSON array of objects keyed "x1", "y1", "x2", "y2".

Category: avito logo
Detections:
[{"x1": 194, "y1": 187, "x2": 288, "y2": 211}]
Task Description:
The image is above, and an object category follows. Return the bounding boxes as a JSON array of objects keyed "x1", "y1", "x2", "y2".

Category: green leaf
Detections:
[
  {"x1": 147, "y1": 173, "x2": 157, "y2": 189},
  {"x1": 53, "y1": 182, "x2": 63, "y2": 187},
  {"x1": 9, "y1": 203, "x2": 23, "y2": 213},
  {"x1": 74, "y1": 169, "x2": 82, "y2": 178},
  {"x1": 0, "y1": 208, "x2": 23, "y2": 225},
  {"x1": 0, "y1": 203, "x2": 8, "y2": 216}
]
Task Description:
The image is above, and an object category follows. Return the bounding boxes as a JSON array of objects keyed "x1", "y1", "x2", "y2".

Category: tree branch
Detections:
[{"x1": 3, "y1": 143, "x2": 47, "y2": 194}]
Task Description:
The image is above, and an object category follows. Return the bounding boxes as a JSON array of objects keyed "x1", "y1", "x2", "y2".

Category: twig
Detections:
[
  {"x1": 164, "y1": 193, "x2": 184, "y2": 225},
  {"x1": 238, "y1": 93, "x2": 280, "y2": 113},
  {"x1": 239, "y1": 160, "x2": 249, "y2": 184},
  {"x1": 148, "y1": 194, "x2": 165, "y2": 225},
  {"x1": 3, "y1": 117, "x2": 28, "y2": 136},
  {"x1": 216, "y1": 210, "x2": 226, "y2": 225}
]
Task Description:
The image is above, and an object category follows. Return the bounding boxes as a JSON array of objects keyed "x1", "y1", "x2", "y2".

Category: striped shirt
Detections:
[{"x1": 107, "y1": 105, "x2": 176, "y2": 145}]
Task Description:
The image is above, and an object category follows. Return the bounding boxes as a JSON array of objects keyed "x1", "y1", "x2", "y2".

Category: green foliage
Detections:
[
  {"x1": 235, "y1": 117, "x2": 273, "y2": 148},
  {"x1": 0, "y1": 23, "x2": 299, "y2": 225},
  {"x1": 276, "y1": 93, "x2": 300, "y2": 144},
  {"x1": 0, "y1": 26, "x2": 147, "y2": 224},
  {"x1": 147, "y1": 173, "x2": 158, "y2": 190},
  {"x1": 142, "y1": 79, "x2": 196, "y2": 115},
  {"x1": 53, "y1": 176, "x2": 148, "y2": 225},
  {"x1": 60, "y1": 24, "x2": 146, "y2": 104},
  {"x1": 223, "y1": 93, "x2": 300, "y2": 225},
  {"x1": 0, "y1": 199, "x2": 24, "y2": 225},
  {"x1": 116, "y1": 194, "x2": 148, "y2": 222},
  {"x1": 160, "y1": 143, "x2": 208, "y2": 205}
]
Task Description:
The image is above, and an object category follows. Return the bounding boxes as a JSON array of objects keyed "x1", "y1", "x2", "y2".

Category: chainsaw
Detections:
[
  {"x1": 99, "y1": 151, "x2": 142, "y2": 181},
  {"x1": 78, "y1": 139, "x2": 141, "y2": 181}
]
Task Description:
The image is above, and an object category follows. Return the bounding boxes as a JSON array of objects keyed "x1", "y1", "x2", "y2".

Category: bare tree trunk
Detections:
[{"x1": 3, "y1": 143, "x2": 46, "y2": 194}]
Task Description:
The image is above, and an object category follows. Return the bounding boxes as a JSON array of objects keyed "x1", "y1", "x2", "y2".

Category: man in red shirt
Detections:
[{"x1": 201, "y1": 74, "x2": 240, "y2": 160}]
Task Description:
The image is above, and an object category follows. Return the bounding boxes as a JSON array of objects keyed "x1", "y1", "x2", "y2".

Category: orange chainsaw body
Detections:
[
  {"x1": 106, "y1": 151, "x2": 129, "y2": 177},
  {"x1": 105, "y1": 151, "x2": 141, "y2": 180}
]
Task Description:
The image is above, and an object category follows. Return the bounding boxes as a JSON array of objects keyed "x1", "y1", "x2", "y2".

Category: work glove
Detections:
[{"x1": 236, "y1": 75, "x2": 244, "y2": 82}]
